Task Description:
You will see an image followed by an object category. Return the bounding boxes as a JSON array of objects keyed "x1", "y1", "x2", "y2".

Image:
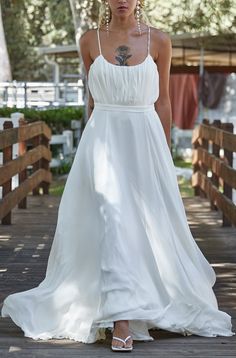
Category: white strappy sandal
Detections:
[{"x1": 111, "y1": 335, "x2": 133, "y2": 352}]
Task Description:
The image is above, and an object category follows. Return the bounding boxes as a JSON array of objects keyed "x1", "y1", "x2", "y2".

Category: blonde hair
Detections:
[{"x1": 98, "y1": 0, "x2": 152, "y2": 28}]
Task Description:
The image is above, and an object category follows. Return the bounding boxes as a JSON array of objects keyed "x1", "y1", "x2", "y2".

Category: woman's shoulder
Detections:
[
  {"x1": 79, "y1": 28, "x2": 97, "y2": 41},
  {"x1": 79, "y1": 28, "x2": 98, "y2": 52},
  {"x1": 150, "y1": 25, "x2": 172, "y2": 44}
]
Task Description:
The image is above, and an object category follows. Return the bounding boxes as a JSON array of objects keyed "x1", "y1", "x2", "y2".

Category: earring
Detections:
[
  {"x1": 105, "y1": 0, "x2": 110, "y2": 36},
  {"x1": 136, "y1": 0, "x2": 141, "y2": 36}
]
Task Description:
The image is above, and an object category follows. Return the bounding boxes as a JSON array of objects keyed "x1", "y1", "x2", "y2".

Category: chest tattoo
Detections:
[{"x1": 114, "y1": 45, "x2": 132, "y2": 66}]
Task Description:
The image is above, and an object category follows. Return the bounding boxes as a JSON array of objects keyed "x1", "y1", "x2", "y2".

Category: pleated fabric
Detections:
[{"x1": 1, "y1": 41, "x2": 235, "y2": 343}]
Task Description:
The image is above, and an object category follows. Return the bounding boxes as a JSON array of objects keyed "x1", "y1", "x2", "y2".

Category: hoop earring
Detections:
[
  {"x1": 105, "y1": 0, "x2": 110, "y2": 36},
  {"x1": 136, "y1": 0, "x2": 141, "y2": 36}
]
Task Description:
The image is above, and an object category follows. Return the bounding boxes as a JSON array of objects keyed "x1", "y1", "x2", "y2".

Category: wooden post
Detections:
[
  {"x1": 41, "y1": 134, "x2": 50, "y2": 195},
  {"x1": 200, "y1": 119, "x2": 209, "y2": 198},
  {"x1": 221, "y1": 122, "x2": 233, "y2": 227},
  {"x1": 32, "y1": 135, "x2": 40, "y2": 195},
  {"x1": 210, "y1": 120, "x2": 221, "y2": 210},
  {"x1": 2, "y1": 121, "x2": 13, "y2": 224},
  {"x1": 193, "y1": 139, "x2": 200, "y2": 196},
  {"x1": 18, "y1": 118, "x2": 28, "y2": 208}
]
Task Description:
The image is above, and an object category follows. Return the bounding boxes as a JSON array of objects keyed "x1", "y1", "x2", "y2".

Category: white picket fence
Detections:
[{"x1": 0, "y1": 81, "x2": 84, "y2": 108}]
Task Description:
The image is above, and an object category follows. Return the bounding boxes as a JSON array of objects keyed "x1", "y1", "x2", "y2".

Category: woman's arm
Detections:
[
  {"x1": 79, "y1": 30, "x2": 94, "y2": 119},
  {"x1": 154, "y1": 30, "x2": 172, "y2": 150}
]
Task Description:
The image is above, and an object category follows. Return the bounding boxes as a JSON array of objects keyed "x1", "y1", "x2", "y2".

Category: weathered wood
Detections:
[
  {"x1": 192, "y1": 120, "x2": 236, "y2": 227},
  {"x1": 192, "y1": 131, "x2": 201, "y2": 197},
  {"x1": 40, "y1": 136, "x2": 51, "y2": 195},
  {"x1": 192, "y1": 148, "x2": 236, "y2": 189},
  {"x1": 0, "y1": 145, "x2": 51, "y2": 186},
  {"x1": 0, "y1": 120, "x2": 52, "y2": 225},
  {"x1": 0, "y1": 195, "x2": 235, "y2": 357},
  {"x1": 221, "y1": 123, "x2": 234, "y2": 226},
  {"x1": 192, "y1": 123, "x2": 236, "y2": 153},
  {"x1": 192, "y1": 171, "x2": 236, "y2": 226},
  {"x1": 2, "y1": 121, "x2": 13, "y2": 225},
  {"x1": 0, "y1": 121, "x2": 51, "y2": 150},
  {"x1": 0, "y1": 169, "x2": 52, "y2": 221},
  {"x1": 32, "y1": 135, "x2": 41, "y2": 196},
  {"x1": 211, "y1": 120, "x2": 221, "y2": 210},
  {"x1": 18, "y1": 118, "x2": 28, "y2": 209},
  {"x1": 199, "y1": 119, "x2": 209, "y2": 199}
]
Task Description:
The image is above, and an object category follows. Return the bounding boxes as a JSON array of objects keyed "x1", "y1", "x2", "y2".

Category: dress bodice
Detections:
[{"x1": 88, "y1": 26, "x2": 159, "y2": 106}]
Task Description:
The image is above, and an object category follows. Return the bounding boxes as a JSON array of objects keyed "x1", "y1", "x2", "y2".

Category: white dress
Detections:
[{"x1": 1, "y1": 26, "x2": 235, "y2": 343}]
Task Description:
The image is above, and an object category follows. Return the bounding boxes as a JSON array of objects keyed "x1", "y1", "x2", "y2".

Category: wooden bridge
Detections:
[
  {"x1": 0, "y1": 119, "x2": 236, "y2": 356},
  {"x1": 0, "y1": 195, "x2": 235, "y2": 357}
]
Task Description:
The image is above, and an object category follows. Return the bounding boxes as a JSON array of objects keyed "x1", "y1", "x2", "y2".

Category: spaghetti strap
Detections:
[
  {"x1": 97, "y1": 28, "x2": 102, "y2": 55},
  {"x1": 147, "y1": 26, "x2": 151, "y2": 55}
]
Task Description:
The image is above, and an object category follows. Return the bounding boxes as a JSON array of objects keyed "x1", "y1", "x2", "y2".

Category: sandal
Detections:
[{"x1": 111, "y1": 335, "x2": 133, "y2": 352}]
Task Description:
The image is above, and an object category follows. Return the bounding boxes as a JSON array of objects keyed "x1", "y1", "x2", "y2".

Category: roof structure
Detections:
[
  {"x1": 38, "y1": 45, "x2": 79, "y2": 58},
  {"x1": 171, "y1": 32, "x2": 236, "y2": 73},
  {"x1": 38, "y1": 32, "x2": 236, "y2": 73}
]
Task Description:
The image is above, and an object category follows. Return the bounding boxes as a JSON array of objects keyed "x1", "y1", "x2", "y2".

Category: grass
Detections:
[
  {"x1": 49, "y1": 177, "x2": 67, "y2": 196},
  {"x1": 173, "y1": 156, "x2": 194, "y2": 198},
  {"x1": 173, "y1": 157, "x2": 192, "y2": 169},
  {"x1": 178, "y1": 176, "x2": 194, "y2": 197}
]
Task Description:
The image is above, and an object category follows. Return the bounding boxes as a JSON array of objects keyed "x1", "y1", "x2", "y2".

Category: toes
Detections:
[
  {"x1": 112, "y1": 339, "x2": 124, "y2": 348},
  {"x1": 125, "y1": 338, "x2": 133, "y2": 348}
]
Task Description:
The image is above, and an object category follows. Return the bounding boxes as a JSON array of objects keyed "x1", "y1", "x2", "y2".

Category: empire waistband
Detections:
[{"x1": 94, "y1": 102, "x2": 155, "y2": 112}]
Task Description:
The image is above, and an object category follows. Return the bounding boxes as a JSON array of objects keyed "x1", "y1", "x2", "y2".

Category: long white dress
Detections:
[{"x1": 1, "y1": 26, "x2": 235, "y2": 343}]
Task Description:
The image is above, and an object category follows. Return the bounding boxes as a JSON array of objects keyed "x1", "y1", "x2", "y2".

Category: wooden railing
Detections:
[
  {"x1": 192, "y1": 119, "x2": 236, "y2": 227},
  {"x1": 0, "y1": 119, "x2": 52, "y2": 224}
]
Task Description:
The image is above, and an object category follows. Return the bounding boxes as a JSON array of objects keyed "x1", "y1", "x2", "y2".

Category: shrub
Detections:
[{"x1": 0, "y1": 106, "x2": 84, "y2": 134}]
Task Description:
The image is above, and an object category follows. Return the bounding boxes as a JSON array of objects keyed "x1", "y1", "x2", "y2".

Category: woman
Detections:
[{"x1": 1, "y1": 0, "x2": 235, "y2": 353}]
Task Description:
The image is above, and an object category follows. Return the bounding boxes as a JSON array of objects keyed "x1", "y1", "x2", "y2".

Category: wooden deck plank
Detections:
[{"x1": 0, "y1": 195, "x2": 235, "y2": 357}]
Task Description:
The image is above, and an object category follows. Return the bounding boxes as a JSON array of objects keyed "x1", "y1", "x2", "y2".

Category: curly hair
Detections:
[{"x1": 98, "y1": 0, "x2": 151, "y2": 28}]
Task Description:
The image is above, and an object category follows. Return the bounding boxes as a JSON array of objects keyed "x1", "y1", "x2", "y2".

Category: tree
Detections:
[
  {"x1": 0, "y1": 2, "x2": 12, "y2": 81},
  {"x1": 1, "y1": 0, "x2": 75, "y2": 81},
  {"x1": 151, "y1": 0, "x2": 236, "y2": 34},
  {"x1": 1, "y1": 0, "x2": 235, "y2": 81}
]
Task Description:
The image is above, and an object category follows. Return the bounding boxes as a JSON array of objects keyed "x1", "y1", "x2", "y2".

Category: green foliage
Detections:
[
  {"x1": 173, "y1": 156, "x2": 193, "y2": 169},
  {"x1": 49, "y1": 182, "x2": 65, "y2": 196},
  {"x1": 0, "y1": 106, "x2": 83, "y2": 133},
  {"x1": 178, "y1": 176, "x2": 194, "y2": 198},
  {"x1": 51, "y1": 159, "x2": 73, "y2": 176},
  {"x1": 49, "y1": 177, "x2": 66, "y2": 196},
  {"x1": 151, "y1": 0, "x2": 236, "y2": 34},
  {"x1": 1, "y1": 0, "x2": 75, "y2": 80},
  {"x1": 1, "y1": 0, "x2": 235, "y2": 80},
  {"x1": 173, "y1": 155, "x2": 194, "y2": 197}
]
